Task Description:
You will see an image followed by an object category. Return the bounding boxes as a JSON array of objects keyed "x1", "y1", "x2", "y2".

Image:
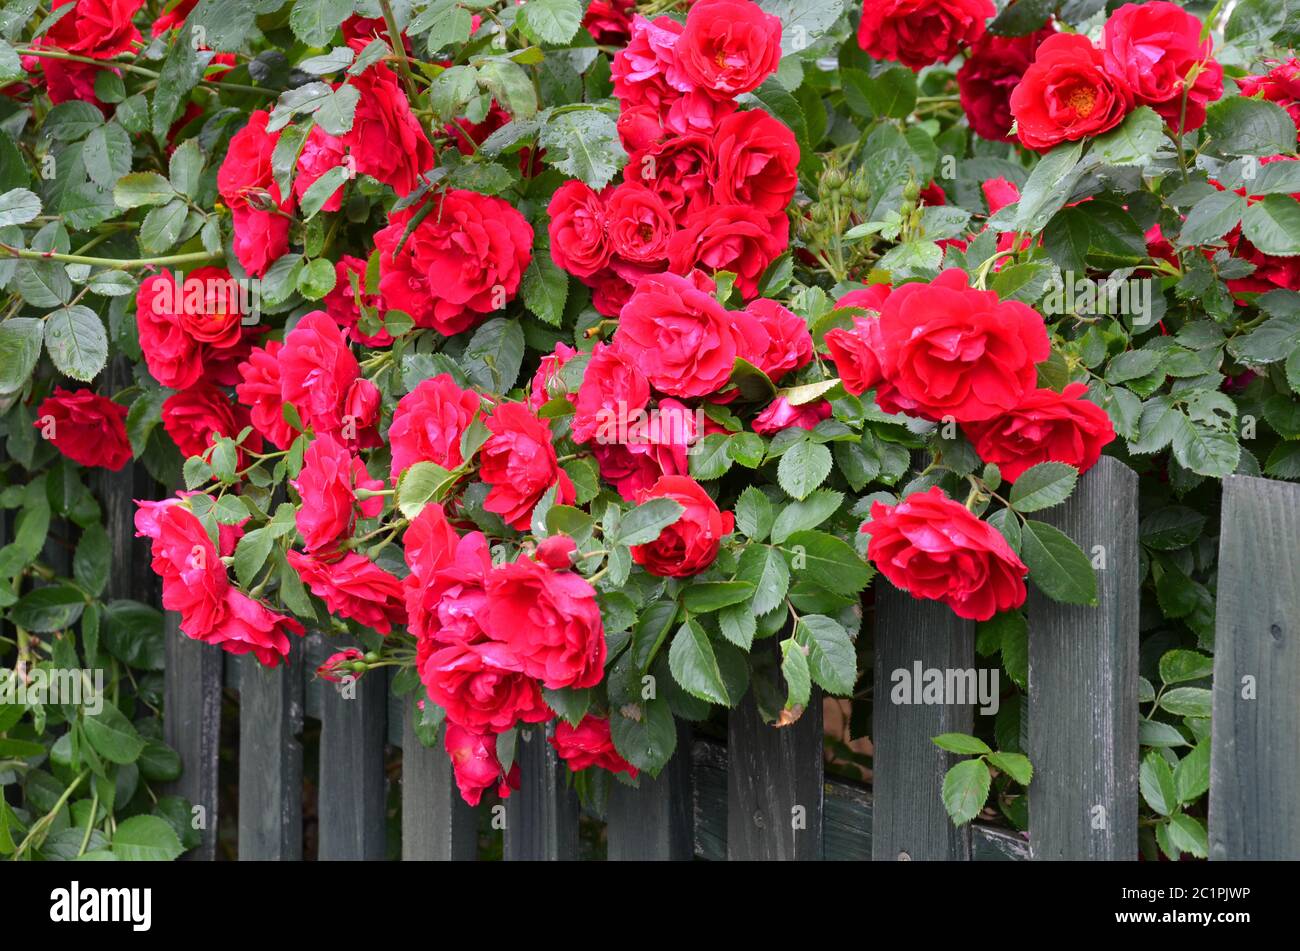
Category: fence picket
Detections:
[
  {"x1": 237, "y1": 642, "x2": 304, "y2": 860},
  {"x1": 400, "y1": 703, "x2": 478, "y2": 860},
  {"x1": 872, "y1": 589, "x2": 974, "y2": 860},
  {"x1": 503, "y1": 725, "x2": 579, "y2": 860},
  {"x1": 607, "y1": 721, "x2": 694, "y2": 860},
  {"x1": 163, "y1": 612, "x2": 224, "y2": 860},
  {"x1": 726, "y1": 650, "x2": 824, "y2": 860},
  {"x1": 1209, "y1": 474, "x2": 1300, "y2": 859},
  {"x1": 311, "y1": 634, "x2": 388, "y2": 860},
  {"x1": 1026, "y1": 457, "x2": 1139, "y2": 860}
]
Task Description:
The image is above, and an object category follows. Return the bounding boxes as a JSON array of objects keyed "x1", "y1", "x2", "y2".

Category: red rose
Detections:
[
  {"x1": 861, "y1": 486, "x2": 1027, "y2": 621},
  {"x1": 35, "y1": 387, "x2": 131, "y2": 471},
  {"x1": 1239, "y1": 59, "x2": 1300, "y2": 140},
  {"x1": 479, "y1": 402, "x2": 576, "y2": 531},
  {"x1": 527, "y1": 342, "x2": 579, "y2": 411},
  {"x1": 287, "y1": 550, "x2": 407, "y2": 634},
  {"x1": 958, "y1": 26, "x2": 1054, "y2": 142},
  {"x1": 547, "y1": 181, "x2": 611, "y2": 279},
  {"x1": 388, "y1": 374, "x2": 482, "y2": 481},
  {"x1": 591, "y1": 397, "x2": 699, "y2": 500},
  {"x1": 1010, "y1": 33, "x2": 1133, "y2": 151},
  {"x1": 410, "y1": 533, "x2": 495, "y2": 658},
  {"x1": 711, "y1": 109, "x2": 800, "y2": 217},
  {"x1": 444, "y1": 722, "x2": 519, "y2": 806},
  {"x1": 961, "y1": 383, "x2": 1116, "y2": 483},
  {"x1": 583, "y1": 0, "x2": 635, "y2": 45},
  {"x1": 44, "y1": 0, "x2": 144, "y2": 58},
  {"x1": 375, "y1": 190, "x2": 533, "y2": 336},
  {"x1": 293, "y1": 126, "x2": 348, "y2": 213},
  {"x1": 676, "y1": 0, "x2": 782, "y2": 99},
  {"x1": 209, "y1": 589, "x2": 304, "y2": 667},
  {"x1": 291, "y1": 434, "x2": 384, "y2": 555},
  {"x1": 858, "y1": 0, "x2": 994, "y2": 72},
  {"x1": 615, "y1": 271, "x2": 762, "y2": 398},
  {"x1": 668, "y1": 203, "x2": 789, "y2": 298},
  {"x1": 1102, "y1": 1, "x2": 1222, "y2": 133},
  {"x1": 279, "y1": 310, "x2": 360, "y2": 438},
  {"x1": 151, "y1": 0, "x2": 196, "y2": 36},
  {"x1": 752, "y1": 396, "x2": 831, "y2": 434},
  {"x1": 316, "y1": 648, "x2": 364, "y2": 684},
  {"x1": 585, "y1": 266, "x2": 638, "y2": 318},
  {"x1": 535, "y1": 535, "x2": 578, "y2": 570},
  {"x1": 485, "y1": 556, "x2": 606, "y2": 689},
  {"x1": 745, "y1": 298, "x2": 813, "y2": 381},
  {"x1": 341, "y1": 377, "x2": 382, "y2": 451},
  {"x1": 624, "y1": 133, "x2": 714, "y2": 218},
  {"x1": 445, "y1": 101, "x2": 511, "y2": 156},
  {"x1": 629, "y1": 475, "x2": 734, "y2": 578},
  {"x1": 825, "y1": 315, "x2": 891, "y2": 400},
  {"x1": 871, "y1": 269, "x2": 1050, "y2": 422},
  {"x1": 161, "y1": 383, "x2": 262, "y2": 465},
  {"x1": 342, "y1": 53, "x2": 435, "y2": 197},
  {"x1": 611, "y1": 15, "x2": 691, "y2": 111},
  {"x1": 617, "y1": 105, "x2": 667, "y2": 152},
  {"x1": 323, "y1": 255, "x2": 393, "y2": 347},
  {"x1": 236, "y1": 340, "x2": 299, "y2": 450},
  {"x1": 421, "y1": 638, "x2": 552, "y2": 734},
  {"x1": 403, "y1": 502, "x2": 462, "y2": 588},
  {"x1": 606, "y1": 182, "x2": 675, "y2": 266},
  {"x1": 216, "y1": 110, "x2": 292, "y2": 277},
  {"x1": 136, "y1": 272, "x2": 204, "y2": 389},
  {"x1": 146, "y1": 504, "x2": 228, "y2": 639},
  {"x1": 550, "y1": 716, "x2": 638, "y2": 778}
]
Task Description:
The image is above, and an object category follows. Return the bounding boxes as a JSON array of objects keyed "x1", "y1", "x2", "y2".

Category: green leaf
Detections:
[
  {"x1": 1166, "y1": 812, "x2": 1208, "y2": 859},
  {"x1": 113, "y1": 172, "x2": 175, "y2": 210},
  {"x1": 1159, "y1": 648, "x2": 1214, "y2": 685},
  {"x1": 43, "y1": 304, "x2": 108, "y2": 382},
  {"x1": 0, "y1": 187, "x2": 41, "y2": 227},
  {"x1": 517, "y1": 0, "x2": 583, "y2": 45},
  {"x1": 1177, "y1": 190, "x2": 1246, "y2": 247},
  {"x1": 396, "y1": 461, "x2": 458, "y2": 518},
  {"x1": 73, "y1": 522, "x2": 110, "y2": 596},
  {"x1": 780, "y1": 637, "x2": 811, "y2": 710},
  {"x1": 613, "y1": 497, "x2": 685, "y2": 546},
  {"x1": 1241, "y1": 194, "x2": 1300, "y2": 257},
  {"x1": 1139, "y1": 750, "x2": 1177, "y2": 816},
  {"x1": 987, "y1": 751, "x2": 1033, "y2": 785},
  {"x1": 999, "y1": 611, "x2": 1029, "y2": 689},
  {"x1": 520, "y1": 252, "x2": 569, "y2": 327},
  {"x1": 479, "y1": 60, "x2": 540, "y2": 120},
  {"x1": 296, "y1": 257, "x2": 337, "y2": 299},
  {"x1": 413, "y1": 0, "x2": 474, "y2": 52},
  {"x1": 11, "y1": 584, "x2": 85, "y2": 631},
  {"x1": 151, "y1": 28, "x2": 206, "y2": 140},
  {"x1": 734, "y1": 486, "x2": 774, "y2": 542},
  {"x1": 83, "y1": 701, "x2": 146, "y2": 765},
  {"x1": 462, "y1": 317, "x2": 525, "y2": 392},
  {"x1": 1006, "y1": 140, "x2": 1085, "y2": 232},
  {"x1": 1171, "y1": 420, "x2": 1239, "y2": 478},
  {"x1": 112, "y1": 815, "x2": 184, "y2": 861},
  {"x1": 932, "y1": 732, "x2": 991, "y2": 755},
  {"x1": 139, "y1": 199, "x2": 189, "y2": 253},
  {"x1": 1008, "y1": 462, "x2": 1077, "y2": 511},
  {"x1": 289, "y1": 0, "x2": 355, "y2": 46},
  {"x1": 1174, "y1": 742, "x2": 1210, "y2": 804},
  {"x1": 539, "y1": 108, "x2": 626, "y2": 189},
  {"x1": 298, "y1": 165, "x2": 350, "y2": 219},
  {"x1": 782, "y1": 530, "x2": 873, "y2": 596},
  {"x1": 737, "y1": 544, "x2": 790, "y2": 615},
  {"x1": 82, "y1": 123, "x2": 132, "y2": 190},
  {"x1": 771, "y1": 489, "x2": 842, "y2": 543},
  {"x1": 777, "y1": 439, "x2": 832, "y2": 499},
  {"x1": 1159, "y1": 686, "x2": 1212, "y2": 718},
  {"x1": 541, "y1": 686, "x2": 591, "y2": 728},
  {"x1": 233, "y1": 527, "x2": 275, "y2": 587},
  {"x1": 688, "y1": 432, "x2": 734, "y2": 480},
  {"x1": 1204, "y1": 96, "x2": 1299, "y2": 157},
  {"x1": 718, "y1": 603, "x2": 756, "y2": 651},
  {"x1": 794, "y1": 614, "x2": 856, "y2": 695},
  {"x1": 1021, "y1": 519, "x2": 1097, "y2": 605},
  {"x1": 1088, "y1": 106, "x2": 1164, "y2": 166},
  {"x1": 682, "y1": 581, "x2": 755, "y2": 614},
  {"x1": 0, "y1": 317, "x2": 44, "y2": 394},
  {"x1": 941, "y1": 758, "x2": 992, "y2": 825},
  {"x1": 667, "y1": 619, "x2": 729, "y2": 705}
]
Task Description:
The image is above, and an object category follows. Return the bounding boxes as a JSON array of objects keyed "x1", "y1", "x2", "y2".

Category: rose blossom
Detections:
[
  {"x1": 485, "y1": 556, "x2": 606, "y2": 690},
  {"x1": 861, "y1": 486, "x2": 1028, "y2": 621},
  {"x1": 961, "y1": 383, "x2": 1116, "y2": 483},
  {"x1": 605, "y1": 182, "x2": 676, "y2": 266},
  {"x1": 445, "y1": 722, "x2": 519, "y2": 806},
  {"x1": 668, "y1": 203, "x2": 789, "y2": 299},
  {"x1": 420, "y1": 638, "x2": 552, "y2": 734},
  {"x1": 1010, "y1": 33, "x2": 1133, "y2": 152},
  {"x1": 216, "y1": 110, "x2": 292, "y2": 277},
  {"x1": 209, "y1": 588, "x2": 304, "y2": 667},
  {"x1": 547, "y1": 181, "x2": 611, "y2": 279},
  {"x1": 629, "y1": 475, "x2": 734, "y2": 578},
  {"x1": 958, "y1": 26, "x2": 1054, "y2": 142},
  {"x1": 752, "y1": 397, "x2": 832, "y2": 434},
  {"x1": 1239, "y1": 59, "x2": 1300, "y2": 140},
  {"x1": 591, "y1": 397, "x2": 699, "y2": 500},
  {"x1": 527, "y1": 342, "x2": 579, "y2": 411},
  {"x1": 323, "y1": 255, "x2": 393, "y2": 347},
  {"x1": 35, "y1": 387, "x2": 132, "y2": 471},
  {"x1": 676, "y1": 0, "x2": 782, "y2": 99},
  {"x1": 144, "y1": 504, "x2": 228, "y2": 639},
  {"x1": 388, "y1": 374, "x2": 482, "y2": 480},
  {"x1": 342, "y1": 51, "x2": 436, "y2": 197},
  {"x1": 161, "y1": 383, "x2": 262, "y2": 466},
  {"x1": 287, "y1": 550, "x2": 407, "y2": 634},
  {"x1": 857, "y1": 0, "x2": 994, "y2": 72},
  {"x1": 291, "y1": 434, "x2": 384, "y2": 555},
  {"x1": 745, "y1": 298, "x2": 813, "y2": 381},
  {"x1": 316, "y1": 647, "x2": 364, "y2": 684},
  {"x1": 293, "y1": 125, "x2": 349, "y2": 213},
  {"x1": 479, "y1": 403, "x2": 576, "y2": 531},
  {"x1": 711, "y1": 109, "x2": 800, "y2": 217},
  {"x1": 236, "y1": 341, "x2": 299, "y2": 450},
  {"x1": 279, "y1": 310, "x2": 360, "y2": 438},
  {"x1": 550, "y1": 716, "x2": 638, "y2": 777}
]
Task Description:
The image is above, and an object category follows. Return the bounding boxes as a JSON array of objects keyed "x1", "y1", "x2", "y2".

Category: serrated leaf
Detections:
[
  {"x1": 1021, "y1": 519, "x2": 1097, "y2": 605},
  {"x1": 667, "y1": 619, "x2": 728, "y2": 705},
  {"x1": 43, "y1": 304, "x2": 107, "y2": 382},
  {"x1": 1008, "y1": 462, "x2": 1077, "y2": 512},
  {"x1": 942, "y1": 758, "x2": 992, "y2": 825}
]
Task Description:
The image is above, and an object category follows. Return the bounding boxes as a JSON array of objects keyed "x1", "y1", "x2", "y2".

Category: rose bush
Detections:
[{"x1": 0, "y1": 0, "x2": 1297, "y2": 862}]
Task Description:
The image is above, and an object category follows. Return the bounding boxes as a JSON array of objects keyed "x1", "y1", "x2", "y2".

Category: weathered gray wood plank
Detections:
[
  {"x1": 607, "y1": 720, "x2": 694, "y2": 860},
  {"x1": 726, "y1": 655, "x2": 823, "y2": 860},
  {"x1": 237, "y1": 641, "x2": 304, "y2": 860},
  {"x1": 314, "y1": 633, "x2": 388, "y2": 860},
  {"x1": 872, "y1": 589, "x2": 975, "y2": 860},
  {"x1": 503, "y1": 725, "x2": 579, "y2": 860},
  {"x1": 1209, "y1": 474, "x2": 1300, "y2": 860},
  {"x1": 1027, "y1": 456, "x2": 1139, "y2": 860},
  {"x1": 163, "y1": 612, "x2": 224, "y2": 861},
  {"x1": 400, "y1": 698, "x2": 478, "y2": 860}
]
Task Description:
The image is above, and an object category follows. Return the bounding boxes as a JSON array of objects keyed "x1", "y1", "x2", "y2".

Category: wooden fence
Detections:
[{"x1": 105, "y1": 458, "x2": 1300, "y2": 859}]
